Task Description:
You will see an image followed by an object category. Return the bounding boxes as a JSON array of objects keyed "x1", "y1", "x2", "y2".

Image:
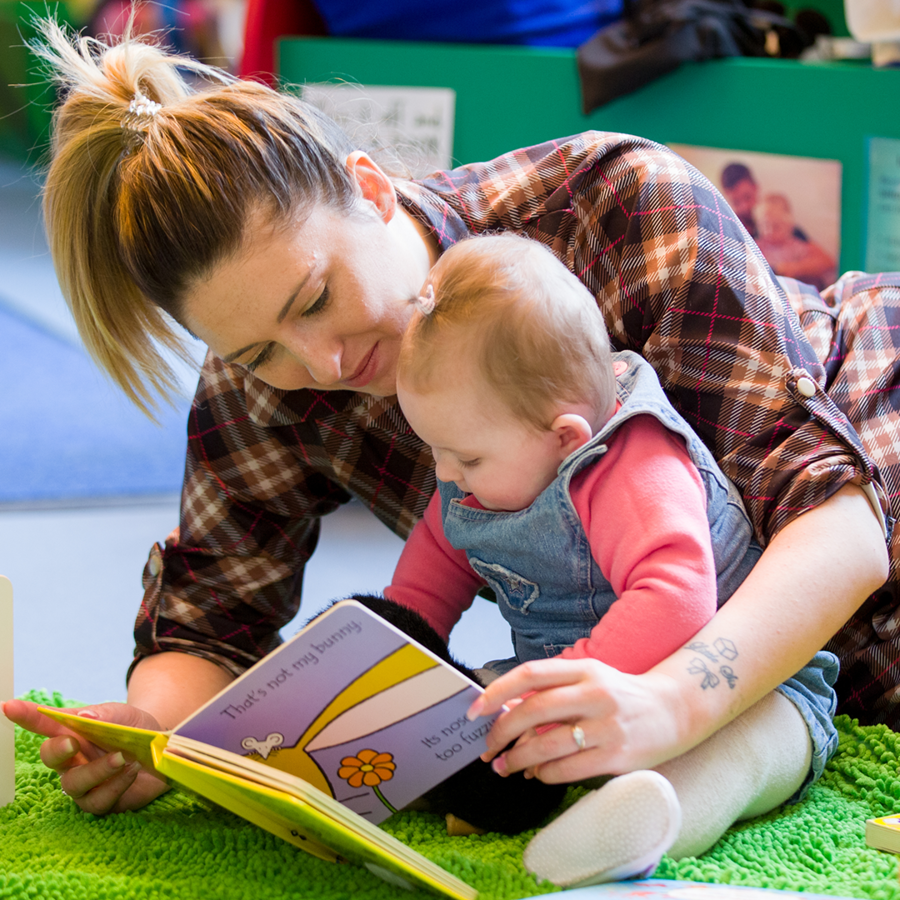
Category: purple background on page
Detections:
[
  {"x1": 176, "y1": 604, "x2": 410, "y2": 749},
  {"x1": 311, "y1": 689, "x2": 497, "y2": 823},
  {"x1": 171, "y1": 601, "x2": 498, "y2": 815}
]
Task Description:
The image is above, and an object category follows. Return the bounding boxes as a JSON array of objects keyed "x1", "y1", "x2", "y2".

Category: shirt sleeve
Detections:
[
  {"x1": 567, "y1": 135, "x2": 886, "y2": 545},
  {"x1": 418, "y1": 133, "x2": 887, "y2": 547},
  {"x1": 132, "y1": 352, "x2": 436, "y2": 680},
  {"x1": 559, "y1": 415, "x2": 717, "y2": 674},
  {"x1": 384, "y1": 490, "x2": 484, "y2": 641}
]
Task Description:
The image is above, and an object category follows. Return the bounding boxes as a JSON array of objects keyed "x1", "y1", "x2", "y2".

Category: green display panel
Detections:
[
  {"x1": 0, "y1": 2, "x2": 77, "y2": 165},
  {"x1": 279, "y1": 37, "x2": 900, "y2": 272}
]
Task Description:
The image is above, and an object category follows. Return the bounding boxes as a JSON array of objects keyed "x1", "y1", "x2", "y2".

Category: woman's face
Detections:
[{"x1": 182, "y1": 157, "x2": 435, "y2": 396}]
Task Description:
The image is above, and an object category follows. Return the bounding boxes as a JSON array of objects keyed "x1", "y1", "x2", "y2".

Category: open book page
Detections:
[
  {"x1": 36, "y1": 707, "x2": 478, "y2": 899},
  {"x1": 160, "y1": 743, "x2": 477, "y2": 900},
  {"x1": 173, "y1": 600, "x2": 497, "y2": 823}
]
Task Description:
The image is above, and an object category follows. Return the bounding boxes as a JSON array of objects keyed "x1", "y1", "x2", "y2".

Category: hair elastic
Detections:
[
  {"x1": 414, "y1": 284, "x2": 436, "y2": 316},
  {"x1": 128, "y1": 91, "x2": 162, "y2": 118},
  {"x1": 122, "y1": 92, "x2": 162, "y2": 143}
]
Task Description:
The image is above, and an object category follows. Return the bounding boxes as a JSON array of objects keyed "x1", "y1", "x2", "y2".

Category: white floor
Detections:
[{"x1": 0, "y1": 157, "x2": 512, "y2": 706}]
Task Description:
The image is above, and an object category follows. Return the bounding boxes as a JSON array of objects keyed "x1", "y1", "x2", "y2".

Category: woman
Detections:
[{"x1": 4, "y1": 21, "x2": 893, "y2": 820}]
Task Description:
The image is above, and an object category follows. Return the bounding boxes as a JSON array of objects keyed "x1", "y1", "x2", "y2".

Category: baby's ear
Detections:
[{"x1": 550, "y1": 414, "x2": 593, "y2": 458}]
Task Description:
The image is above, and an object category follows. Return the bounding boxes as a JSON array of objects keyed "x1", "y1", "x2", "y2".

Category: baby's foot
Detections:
[{"x1": 523, "y1": 770, "x2": 681, "y2": 887}]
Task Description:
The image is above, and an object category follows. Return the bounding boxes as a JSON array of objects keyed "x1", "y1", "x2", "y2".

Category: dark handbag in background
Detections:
[{"x1": 576, "y1": 0, "x2": 819, "y2": 112}]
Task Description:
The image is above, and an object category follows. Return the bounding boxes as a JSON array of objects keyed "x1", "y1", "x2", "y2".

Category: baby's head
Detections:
[
  {"x1": 397, "y1": 234, "x2": 616, "y2": 511},
  {"x1": 759, "y1": 194, "x2": 796, "y2": 245}
]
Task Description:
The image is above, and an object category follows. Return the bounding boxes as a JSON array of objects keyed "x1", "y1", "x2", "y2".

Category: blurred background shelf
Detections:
[{"x1": 280, "y1": 39, "x2": 900, "y2": 274}]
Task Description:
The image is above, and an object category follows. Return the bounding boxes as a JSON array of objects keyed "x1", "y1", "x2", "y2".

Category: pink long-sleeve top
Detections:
[{"x1": 385, "y1": 414, "x2": 718, "y2": 675}]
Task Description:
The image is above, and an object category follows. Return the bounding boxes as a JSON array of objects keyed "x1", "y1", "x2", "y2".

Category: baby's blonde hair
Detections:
[
  {"x1": 33, "y1": 19, "x2": 360, "y2": 415},
  {"x1": 399, "y1": 234, "x2": 616, "y2": 431}
]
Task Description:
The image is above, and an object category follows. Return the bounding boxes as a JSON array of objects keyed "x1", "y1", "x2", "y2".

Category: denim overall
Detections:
[{"x1": 440, "y1": 350, "x2": 838, "y2": 797}]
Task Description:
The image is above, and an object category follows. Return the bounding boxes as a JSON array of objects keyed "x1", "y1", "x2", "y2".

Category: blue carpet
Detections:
[{"x1": 0, "y1": 302, "x2": 193, "y2": 503}]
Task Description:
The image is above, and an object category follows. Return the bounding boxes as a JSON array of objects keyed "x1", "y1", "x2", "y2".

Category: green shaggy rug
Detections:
[{"x1": 2, "y1": 690, "x2": 900, "y2": 900}]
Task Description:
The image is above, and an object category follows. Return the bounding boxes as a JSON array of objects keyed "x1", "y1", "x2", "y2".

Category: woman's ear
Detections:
[
  {"x1": 549, "y1": 414, "x2": 593, "y2": 460},
  {"x1": 345, "y1": 151, "x2": 397, "y2": 223}
]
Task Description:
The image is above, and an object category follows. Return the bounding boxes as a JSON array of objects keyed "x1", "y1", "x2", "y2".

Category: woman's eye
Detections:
[
  {"x1": 245, "y1": 343, "x2": 275, "y2": 372},
  {"x1": 303, "y1": 286, "x2": 330, "y2": 317}
]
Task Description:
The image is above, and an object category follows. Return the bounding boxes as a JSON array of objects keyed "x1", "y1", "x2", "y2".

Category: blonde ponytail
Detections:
[{"x1": 33, "y1": 19, "x2": 357, "y2": 415}]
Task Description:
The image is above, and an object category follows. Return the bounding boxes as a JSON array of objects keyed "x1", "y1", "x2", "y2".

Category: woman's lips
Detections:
[{"x1": 343, "y1": 344, "x2": 378, "y2": 389}]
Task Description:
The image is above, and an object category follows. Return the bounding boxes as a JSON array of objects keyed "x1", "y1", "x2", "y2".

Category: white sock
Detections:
[
  {"x1": 523, "y1": 770, "x2": 682, "y2": 887},
  {"x1": 656, "y1": 690, "x2": 812, "y2": 859},
  {"x1": 522, "y1": 691, "x2": 811, "y2": 885}
]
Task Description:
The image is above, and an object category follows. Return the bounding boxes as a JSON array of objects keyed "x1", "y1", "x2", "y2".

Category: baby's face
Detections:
[
  {"x1": 398, "y1": 374, "x2": 568, "y2": 512},
  {"x1": 759, "y1": 203, "x2": 794, "y2": 244}
]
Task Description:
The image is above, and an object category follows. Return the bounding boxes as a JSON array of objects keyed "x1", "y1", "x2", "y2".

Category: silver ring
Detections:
[{"x1": 571, "y1": 724, "x2": 586, "y2": 752}]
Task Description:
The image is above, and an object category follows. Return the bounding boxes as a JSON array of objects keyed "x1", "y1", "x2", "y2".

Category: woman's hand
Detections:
[
  {"x1": 468, "y1": 485, "x2": 888, "y2": 786},
  {"x1": 2, "y1": 698, "x2": 170, "y2": 814},
  {"x1": 467, "y1": 658, "x2": 682, "y2": 784}
]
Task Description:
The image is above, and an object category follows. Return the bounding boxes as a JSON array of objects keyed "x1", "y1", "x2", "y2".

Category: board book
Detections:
[
  {"x1": 39, "y1": 599, "x2": 499, "y2": 899},
  {"x1": 866, "y1": 813, "x2": 900, "y2": 854}
]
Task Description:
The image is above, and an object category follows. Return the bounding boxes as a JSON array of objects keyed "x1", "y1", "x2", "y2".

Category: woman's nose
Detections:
[
  {"x1": 289, "y1": 338, "x2": 343, "y2": 386},
  {"x1": 306, "y1": 355, "x2": 342, "y2": 386}
]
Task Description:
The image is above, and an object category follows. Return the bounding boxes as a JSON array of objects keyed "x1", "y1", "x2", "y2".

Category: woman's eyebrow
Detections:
[
  {"x1": 277, "y1": 273, "x2": 310, "y2": 323},
  {"x1": 221, "y1": 275, "x2": 312, "y2": 363}
]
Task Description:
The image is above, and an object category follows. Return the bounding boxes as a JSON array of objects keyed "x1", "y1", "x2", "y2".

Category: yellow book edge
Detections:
[
  {"x1": 866, "y1": 815, "x2": 900, "y2": 854},
  {"x1": 37, "y1": 707, "x2": 476, "y2": 900}
]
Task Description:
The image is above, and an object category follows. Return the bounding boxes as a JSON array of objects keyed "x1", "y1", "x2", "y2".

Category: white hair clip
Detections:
[
  {"x1": 128, "y1": 92, "x2": 162, "y2": 118},
  {"x1": 415, "y1": 284, "x2": 436, "y2": 316}
]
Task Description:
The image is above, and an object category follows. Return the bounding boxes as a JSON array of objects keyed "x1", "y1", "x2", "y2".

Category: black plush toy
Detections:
[{"x1": 321, "y1": 594, "x2": 567, "y2": 835}]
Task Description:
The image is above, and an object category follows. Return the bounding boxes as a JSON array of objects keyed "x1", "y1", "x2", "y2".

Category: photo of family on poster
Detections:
[{"x1": 671, "y1": 145, "x2": 842, "y2": 292}]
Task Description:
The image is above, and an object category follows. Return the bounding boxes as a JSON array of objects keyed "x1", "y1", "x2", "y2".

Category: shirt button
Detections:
[
  {"x1": 147, "y1": 556, "x2": 161, "y2": 578},
  {"x1": 796, "y1": 376, "x2": 816, "y2": 398}
]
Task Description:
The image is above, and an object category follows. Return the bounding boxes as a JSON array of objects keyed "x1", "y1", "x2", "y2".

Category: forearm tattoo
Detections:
[{"x1": 685, "y1": 638, "x2": 739, "y2": 690}]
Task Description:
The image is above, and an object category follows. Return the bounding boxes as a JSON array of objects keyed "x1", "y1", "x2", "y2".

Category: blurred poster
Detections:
[
  {"x1": 865, "y1": 137, "x2": 900, "y2": 272},
  {"x1": 670, "y1": 144, "x2": 842, "y2": 291},
  {"x1": 303, "y1": 84, "x2": 455, "y2": 176}
]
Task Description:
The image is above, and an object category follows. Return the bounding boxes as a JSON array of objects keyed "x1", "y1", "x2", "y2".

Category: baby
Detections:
[
  {"x1": 755, "y1": 193, "x2": 836, "y2": 291},
  {"x1": 384, "y1": 233, "x2": 838, "y2": 886}
]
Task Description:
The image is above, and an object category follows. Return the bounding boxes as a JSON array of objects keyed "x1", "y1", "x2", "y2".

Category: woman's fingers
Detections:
[
  {"x1": 480, "y1": 670, "x2": 618, "y2": 758},
  {"x1": 6, "y1": 700, "x2": 106, "y2": 766},
  {"x1": 74, "y1": 766, "x2": 140, "y2": 816},
  {"x1": 59, "y1": 751, "x2": 136, "y2": 802},
  {"x1": 467, "y1": 659, "x2": 588, "y2": 721},
  {"x1": 4, "y1": 697, "x2": 168, "y2": 814},
  {"x1": 61, "y1": 758, "x2": 168, "y2": 815},
  {"x1": 3, "y1": 699, "x2": 82, "y2": 742},
  {"x1": 469, "y1": 657, "x2": 681, "y2": 781},
  {"x1": 492, "y1": 721, "x2": 612, "y2": 782},
  {"x1": 39, "y1": 733, "x2": 94, "y2": 770}
]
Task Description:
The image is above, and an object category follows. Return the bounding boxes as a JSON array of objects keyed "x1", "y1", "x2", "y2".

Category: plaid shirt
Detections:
[{"x1": 135, "y1": 133, "x2": 900, "y2": 723}]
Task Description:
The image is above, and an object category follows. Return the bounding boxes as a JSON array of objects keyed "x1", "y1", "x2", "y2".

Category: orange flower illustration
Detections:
[
  {"x1": 339, "y1": 749, "x2": 396, "y2": 787},
  {"x1": 338, "y1": 749, "x2": 398, "y2": 814}
]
